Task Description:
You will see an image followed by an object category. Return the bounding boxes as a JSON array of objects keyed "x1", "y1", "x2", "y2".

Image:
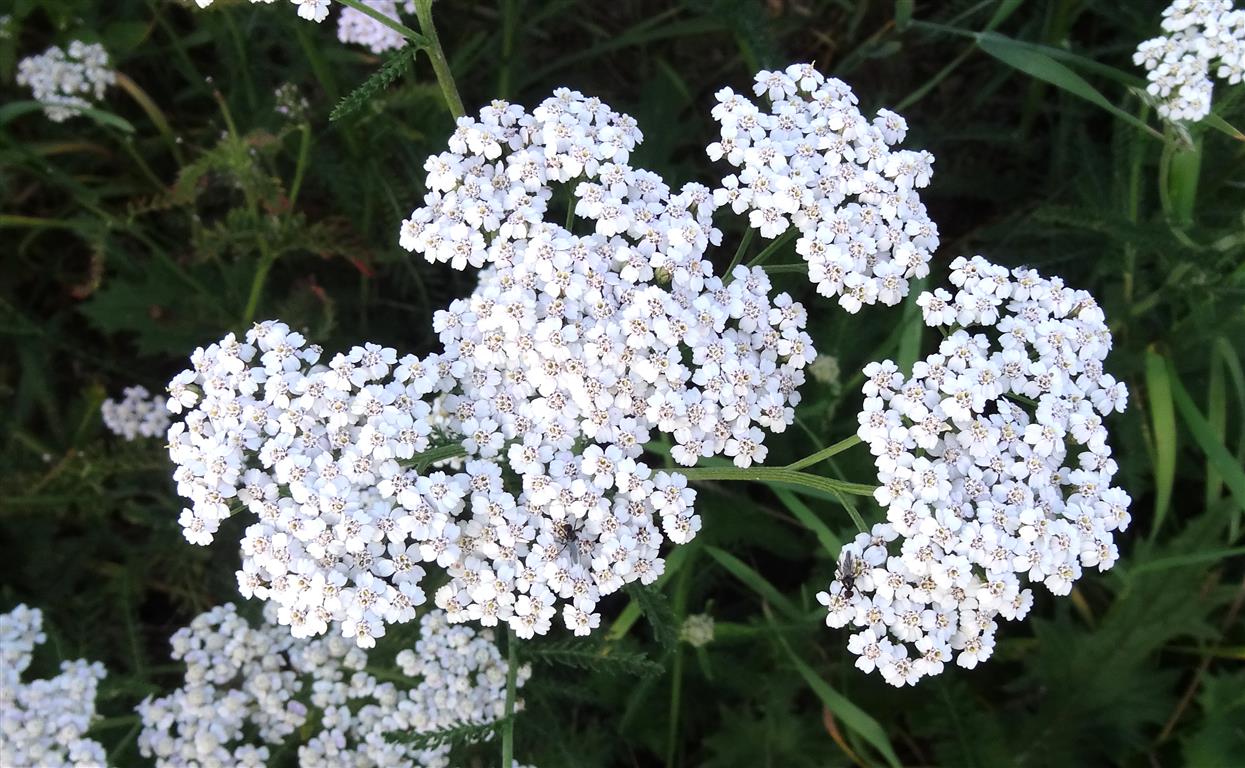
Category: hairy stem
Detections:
[
  {"x1": 678, "y1": 465, "x2": 875, "y2": 498},
  {"x1": 785, "y1": 434, "x2": 863, "y2": 471},
  {"x1": 413, "y1": 0, "x2": 466, "y2": 119},
  {"x1": 501, "y1": 628, "x2": 518, "y2": 766}
]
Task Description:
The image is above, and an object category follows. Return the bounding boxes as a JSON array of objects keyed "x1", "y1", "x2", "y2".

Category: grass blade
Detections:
[
  {"x1": 1168, "y1": 358, "x2": 1245, "y2": 517},
  {"x1": 776, "y1": 634, "x2": 902, "y2": 768},
  {"x1": 1146, "y1": 348, "x2": 1178, "y2": 538},
  {"x1": 704, "y1": 545, "x2": 801, "y2": 620}
]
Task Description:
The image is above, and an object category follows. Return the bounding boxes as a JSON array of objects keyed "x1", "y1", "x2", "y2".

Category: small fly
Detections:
[{"x1": 835, "y1": 550, "x2": 858, "y2": 600}]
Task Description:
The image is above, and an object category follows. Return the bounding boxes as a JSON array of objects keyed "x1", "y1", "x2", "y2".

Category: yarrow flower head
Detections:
[
  {"x1": 1, "y1": 605, "x2": 108, "y2": 767},
  {"x1": 274, "y1": 82, "x2": 311, "y2": 121},
  {"x1": 138, "y1": 605, "x2": 525, "y2": 768},
  {"x1": 1134, "y1": 0, "x2": 1245, "y2": 122},
  {"x1": 16, "y1": 41, "x2": 115, "y2": 123},
  {"x1": 707, "y1": 63, "x2": 940, "y2": 312},
  {"x1": 102, "y1": 385, "x2": 170, "y2": 441},
  {"x1": 337, "y1": 0, "x2": 415, "y2": 53},
  {"x1": 818, "y1": 256, "x2": 1131, "y2": 686}
]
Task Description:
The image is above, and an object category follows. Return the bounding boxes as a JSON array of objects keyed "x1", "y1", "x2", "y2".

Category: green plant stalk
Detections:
[
  {"x1": 665, "y1": 559, "x2": 694, "y2": 767},
  {"x1": 501, "y1": 628, "x2": 518, "y2": 766},
  {"x1": 746, "y1": 228, "x2": 797, "y2": 268},
  {"x1": 784, "y1": 435, "x2": 862, "y2": 471},
  {"x1": 413, "y1": 0, "x2": 467, "y2": 119},
  {"x1": 723, "y1": 228, "x2": 754, "y2": 278},
  {"x1": 678, "y1": 465, "x2": 875, "y2": 497},
  {"x1": 289, "y1": 123, "x2": 312, "y2": 209}
]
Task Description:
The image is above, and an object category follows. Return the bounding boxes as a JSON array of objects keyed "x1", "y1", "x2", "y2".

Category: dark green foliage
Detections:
[
  {"x1": 2, "y1": 1, "x2": 1244, "y2": 767},
  {"x1": 330, "y1": 45, "x2": 420, "y2": 122},
  {"x1": 524, "y1": 638, "x2": 665, "y2": 678}
]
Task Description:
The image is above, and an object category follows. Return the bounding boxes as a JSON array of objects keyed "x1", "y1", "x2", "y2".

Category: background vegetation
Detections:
[{"x1": 2, "y1": 0, "x2": 1244, "y2": 765}]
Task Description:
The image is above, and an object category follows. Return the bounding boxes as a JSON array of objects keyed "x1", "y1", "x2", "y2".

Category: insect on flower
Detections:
[{"x1": 835, "y1": 550, "x2": 858, "y2": 600}]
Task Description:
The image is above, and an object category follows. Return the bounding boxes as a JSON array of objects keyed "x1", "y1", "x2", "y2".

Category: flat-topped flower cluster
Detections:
[
  {"x1": 708, "y1": 64, "x2": 940, "y2": 312},
  {"x1": 817, "y1": 256, "x2": 1131, "y2": 685},
  {"x1": 166, "y1": 88, "x2": 814, "y2": 646},
  {"x1": 1134, "y1": 0, "x2": 1245, "y2": 122},
  {"x1": 16, "y1": 41, "x2": 115, "y2": 123},
  {"x1": 0, "y1": 605, "x2": 108, "y2": 768},
  {"x1": 159, "y1": 64, "x2": 1132, "y2": 688},
  {"x1": 102, "y1": 385, "x2": 171, "y2": 441},
  {"x1": 338, "y1": 0, "x2": 415, "y2": 53},
  {"x1": 138, "y1": 605, "x2": 525, "y2": 768}
]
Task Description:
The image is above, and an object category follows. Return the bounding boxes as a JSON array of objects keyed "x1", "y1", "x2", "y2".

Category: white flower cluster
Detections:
[
  {"x1": 164, "y1": 89, "x2": 815, "y2": 646},
  {"x1": 1, "y1": 605, "x2": 108, "y2": 768},
  {"x1": 1134, "y1": 0, "x2": 1245, "y2": 122},
  {"x1": 138, "y1": 605, "x2": 525, "y2": 768},
  {"x1": 192, "y1": 0, "x2": 330, "y2": 24},
  {"x1": 16, "y1": 41, "x2": 115, "y2": 123},
  {"x1": 275, "y1": 83, "x2": 311, "y2": 120},
  {"x1": 338, "y1": 0, "x2": 415, "y2": 53},
  {"x1": 818, "y1": 255, "x2": 1131, "y2": 686},
  {"x1": 707, "y1": 63, "x2": 939, "y2": 312},
  {"x1": 102, "y1": 385, "x2": 171, "y2": 441}
]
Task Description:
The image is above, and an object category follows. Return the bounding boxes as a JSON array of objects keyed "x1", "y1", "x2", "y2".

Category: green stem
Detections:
[
  {"x1": 413, "y1": 0, "x2": 466, "y2": 119},
  {"x1": 677, "y1": 466, "x2": 875, "y2": 498},
  {"x1": 289, "y1": 123, "x2": 312, "y2": 208},
  {"x1": 723, "y1": 228, "x2": 754, "y2": 279},
  {"x1": 404, "y1": 441, "x2": 469, "y2": 470},
  {"x1": 501, "y1": 628, "x2": 518, "y2": 767},
  {"x1": 498, "y1": 0, "x2": 518, "y2": 99},
  {"x1": 241, "y1": 247, "x2": 277, "y2": 328},
  {"x1": 335, "y1": 0, "x2": 429, "y2": 47},
  {"x1": 784, "y1": 435, "x2": 863, "y2": 471},
  {"x1": 746, "y1": 228, "x2": 798, "y2": 268},
  {"x1": 761, "y1": 262, "x2": 808, "y2": 274}
]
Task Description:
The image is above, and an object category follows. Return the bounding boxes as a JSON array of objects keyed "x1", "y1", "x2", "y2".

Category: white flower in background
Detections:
[
  {"x1": 102, "y1": 385, "x2": 170, "y2": 441},
  {"x1": 274, "y1": 82, "x2": 310, "y2": 120},
  {"x1": 338, "y1": 0, "x2": 415, "y2": 53},
  {"x1": 191, "y1": 0, "x2": 330, "y2": 23},
  {"x1": 707, "y1": 63, "x2": 940, "y2": 313},
  {"x1": 0, "y1": 605, "x2": 108, "y2": 768},
  {"x1": 16, "y1": 41, "x2": 115, "y2": 123},
  {"x1": 818, "y1": 255, "x2": 1131, "y2": 686},
  {"x1": 680, "y1": 613, "x2": 715, "y2": 647},
  {"x1": 1134, "y1": 0, "x2": 1245, "y2": 122},
  {"x1": 138, "y1": 605, "x2": 525, "y2": 768}
]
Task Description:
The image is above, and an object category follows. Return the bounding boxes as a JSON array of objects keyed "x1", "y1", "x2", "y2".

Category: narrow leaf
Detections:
[
  {"x1": 626, "y1": 582, "x2": 680, "y2": 654},
  {"x1": 773, "y1": 487, "x2": 842, "y2": 556},
  {"x1": 704, "y1": 546, "x2": 801, "y2": 620},
  {"x1": 777, "y1": 636, "x2": 902, "y2": 768},
  {"x1": 1169, "y1": 359, "x2": 1245, "y2": 515},
  {"x1": 1146, "y1": 348, "x2": 1177, "y2": 537},
  {"x1": 977, "y1": 34, "x2": 1160, "y2": 139},
  {"x1": 525, "y1": 639, "x2": 664, "y2": 678}
]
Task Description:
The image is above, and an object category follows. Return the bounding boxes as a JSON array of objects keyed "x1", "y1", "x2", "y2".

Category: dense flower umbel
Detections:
[
  {"x1": 338, "y1": 0, "x2": 415, "y2": 53},
  {"x1": 707, "y1": 64, "x2": 940, "y2": 312},
  {"x1": 16, "y1": 41, "x2": 115, "y2": 123},
  {"x1": 0, "y1": 605, "x2": 108, "y2": 768},
  {"x1": 1134, "y1": 0, "x2": 1245, "y2": 122},
  {"x1": 137, "y1": 605, "x2": 525, "y2": 768},
  {"x1": 817, "y1": 256, "x2": 1131, "y2": 686},
  {"x1": 102, "y1": 385, "x2": 170, "y2": 441}
]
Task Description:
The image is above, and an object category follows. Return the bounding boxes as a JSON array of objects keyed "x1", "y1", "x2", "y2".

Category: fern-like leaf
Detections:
[
  {"x1": 383, "y1": 717, "x2": 508, "y2": 749},
  {"x1": 626, "y1": 583, "x2": 679, "y2": 654},
  {"x1": 525, "y1": 638, "x2": 664, "y2": 678},
  {"x1": 331, "y1": 46, "x2": 422, "y2": 122}
]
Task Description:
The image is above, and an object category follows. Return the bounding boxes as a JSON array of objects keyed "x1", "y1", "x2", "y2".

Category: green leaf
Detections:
[
  {"x1": 1127, "y1": 546, "x2": 1245, "y2": 575},
  {"x1": 383, "y1": 717, "x2": 506, "y2": 748},
  {"x1": 1168, "y1": 358, "x2": 1245, "y2": 516},
  {"x1": 524, "y1": 639, "x2": 664, "y2": 678},
  {"x1": 976, "y1": 34, "x2": 1160, "y2": 139},
  {"x1": 894, "y1": 0, "x2": 913, "y2": 31},
  {"x1": 1183, "y1": 671, "x2": 1245, "y2": 766},
  {"x1": 776, "y1": 635, "x2": 902, "y2": 768},
  {"x1": 1202, "y1": 112, "x2": 1245, "y2": 142},
  {"x1": 625, "y1": 582, "x2": 680, "y2": 654},
  {"x1": 1146, "y1": 348, "x2": 1177, "y2": 538},
  {"x1": 704, "y1": 545, "x2": 801, "y2": 620},
  {"x1": 772, "y1": 487, "x2": 842, "y2": 556},
  {"x1": 330, "y1": 45, "x2": 422, "y2": 122}
]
